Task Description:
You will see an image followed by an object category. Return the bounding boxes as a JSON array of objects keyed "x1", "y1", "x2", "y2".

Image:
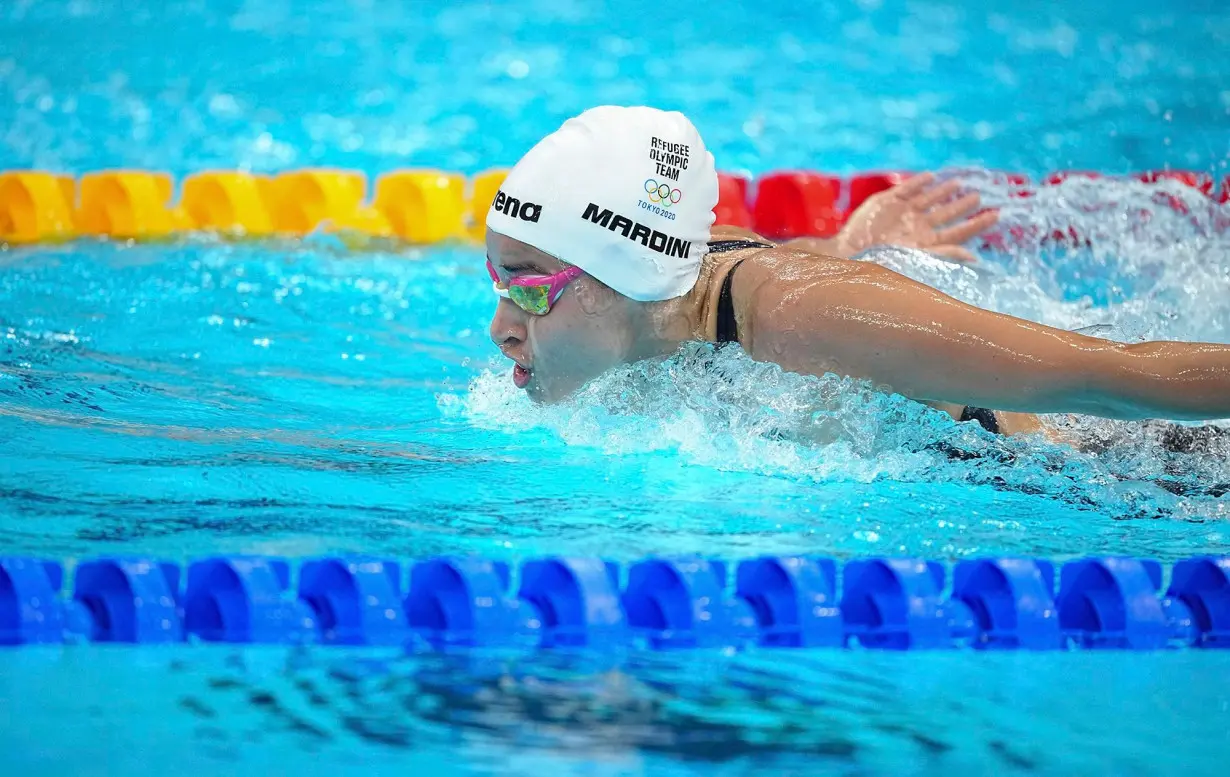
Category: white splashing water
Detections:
[{"x1": 440, "y1": 175, "x2": 1230, "y2": 521}]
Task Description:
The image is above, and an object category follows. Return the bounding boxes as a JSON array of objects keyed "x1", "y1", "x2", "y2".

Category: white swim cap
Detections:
[{"x1": 485, "y1": 106, "x2": 719, "y2": 302}]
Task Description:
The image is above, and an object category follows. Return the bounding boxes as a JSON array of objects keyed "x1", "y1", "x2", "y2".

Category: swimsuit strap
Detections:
[
  {"x1": 716, "y1": 259, "x2": 745, "y2": 344},
  {"x1": 707, "y1": 239, "x2": 772, "y2": 254},
  {"x1": 708, "y1": 240, "x2": 772, "y2": 345}
]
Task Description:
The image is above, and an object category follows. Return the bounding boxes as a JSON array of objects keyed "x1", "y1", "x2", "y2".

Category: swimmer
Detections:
[{"x1": 485, "y1": 106, "x2": 1230, "y2": 435}]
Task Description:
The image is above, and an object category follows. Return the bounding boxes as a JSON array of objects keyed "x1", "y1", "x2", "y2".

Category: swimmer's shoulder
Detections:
[
  {"x1": 708, "y1": 226, "x2": 874, "y2": 334},
  {"x1": 724, "y1": 230, "x2": 865, "y2": 297},
  {"x1": 709, "y1": 225, "x2": 772, "y2": 244},
  {"x1": 712, "y1": 227, "x2": 873, "y2": 358},
  {"x1": 709, "y1": 226, "x2": 852, "y2": 270}
]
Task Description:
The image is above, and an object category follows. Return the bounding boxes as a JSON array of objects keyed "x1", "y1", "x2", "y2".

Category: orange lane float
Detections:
[
  {"x1": 374, "y1": 170, "x2": 466, "y2": 243},
  {"x1": 180, "y1": 171, "x2": 274, "y2": 236},
  {"x1": 0, "y1": 171, "x2": 77, "y2": 244},
  {"x1": 751, "y1": 172, "x2": 843, "y2": 239},
  {"x1": 266, "y1": 169, "x2": 392, "y2": 237},
  {"x1": 713, "y1": 173, "x2": 753, "y2": 229},
  {"x1": 2, "y1": 166, "x2": 1224, "y2": 247},
  {"x1": 76, "y1": 171, "x2": 191, "y2": 239},
  {"x1": 467, "y1": 169, "x2": 508, "y2": 241}
]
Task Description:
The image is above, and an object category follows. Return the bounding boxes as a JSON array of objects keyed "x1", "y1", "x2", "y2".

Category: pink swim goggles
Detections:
[{"x1": 486, "y1": 258, "x2": 584, "y2": 316}]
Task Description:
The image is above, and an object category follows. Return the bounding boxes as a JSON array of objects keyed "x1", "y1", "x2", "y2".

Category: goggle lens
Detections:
[
  {"x1": 508, "y1": 284, "x2": 551, "y2": 315},
  {"x1": 486, "y1": 258, "x2": 578, "y2": 317}
]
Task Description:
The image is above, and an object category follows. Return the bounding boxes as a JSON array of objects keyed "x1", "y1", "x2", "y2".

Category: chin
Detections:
[
  {"x1": 525, "y1": 373, "x2": 586, "y2": 405},
  {"x1": 524, "y1": 378, "x2": 557, "y2": 404},
  {"x1": 524, "y1": 382, "x2": 548, "y2": 403}
]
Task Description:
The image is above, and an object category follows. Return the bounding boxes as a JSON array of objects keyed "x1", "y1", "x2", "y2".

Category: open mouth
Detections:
[{"x1": 512, "y1": 363, "x2": 531, "y2": 388}]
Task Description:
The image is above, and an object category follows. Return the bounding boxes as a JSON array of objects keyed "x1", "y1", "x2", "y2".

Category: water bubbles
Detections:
[{"x1": 957, "y1": 173, "x2": 1230, "y2": 344}]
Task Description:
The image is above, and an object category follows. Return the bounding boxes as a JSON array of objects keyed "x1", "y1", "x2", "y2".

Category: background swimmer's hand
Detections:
[{"x1": 834, "y1": 172, "x2": 998, "y2": 262}]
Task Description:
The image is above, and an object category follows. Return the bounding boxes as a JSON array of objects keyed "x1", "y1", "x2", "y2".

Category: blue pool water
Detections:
[{"x1": 2, "y1": 1, "x2": 1230, "y2": 775}]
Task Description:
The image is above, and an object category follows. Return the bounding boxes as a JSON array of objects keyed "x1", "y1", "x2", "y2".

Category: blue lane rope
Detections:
[{"x1": 1, "y1": 555, "x2": 1227, "y2": 650}]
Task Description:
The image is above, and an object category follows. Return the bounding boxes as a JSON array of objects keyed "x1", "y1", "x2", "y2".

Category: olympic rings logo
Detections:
[{"x1": 644, "y1": 179, "x2": 683, "y2": 207}]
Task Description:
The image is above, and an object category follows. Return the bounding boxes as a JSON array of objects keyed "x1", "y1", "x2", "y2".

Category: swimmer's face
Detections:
[{"x1": 486, "y1": 232, "x2": 637, "y2": 403}]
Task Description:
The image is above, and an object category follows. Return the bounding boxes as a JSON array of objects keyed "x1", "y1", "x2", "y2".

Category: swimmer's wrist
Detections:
[{"x1": 1085, "y1": 343, "x2": 1230, "y2": 421}]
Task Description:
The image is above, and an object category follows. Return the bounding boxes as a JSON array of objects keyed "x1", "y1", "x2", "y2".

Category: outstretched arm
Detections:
[{"x1": 743, "y1": 256, "x2": 1230, "y2": 421}]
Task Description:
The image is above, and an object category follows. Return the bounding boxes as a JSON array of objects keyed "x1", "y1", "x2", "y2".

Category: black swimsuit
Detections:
[
  {"x1": 707, "y1": 239, "x2": 1002, "y2": 435},
  {"x1": 958, "y1": 405, "x2": 1001, "y2": 434}
]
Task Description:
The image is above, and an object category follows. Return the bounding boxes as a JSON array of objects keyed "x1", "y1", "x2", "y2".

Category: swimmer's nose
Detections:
[{"x1": 489, "y1": 298, "x2": 529, "y2": 356}]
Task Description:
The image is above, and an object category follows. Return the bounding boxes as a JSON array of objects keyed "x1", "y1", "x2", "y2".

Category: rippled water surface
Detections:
[
  {"x1": 4, "y1": 646, "x2": 1230, "y2": 777},
  {"x1": 2, "y1": 1, "x2": 1230, "y2": 775},
  {"x1": 5, "y1": 183, "x2": 1228, "y2": 563}
]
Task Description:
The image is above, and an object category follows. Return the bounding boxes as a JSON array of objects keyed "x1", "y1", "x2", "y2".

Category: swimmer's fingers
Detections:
[
  {"x1": 910, "y1": 178, "x2": 963, "y2": 210},
  {"x1": 929, "y1": 245, "x2": 978, "y2": 263},
  {"x1": 891, "y1": 172, "x2": 936, "y2": 199},
  {"x1": 933, "y1": 208, "x2": 1000, "y2": 246},
  {"x1": 926, "y1": 191, "x2": 982, "y2": 227}
]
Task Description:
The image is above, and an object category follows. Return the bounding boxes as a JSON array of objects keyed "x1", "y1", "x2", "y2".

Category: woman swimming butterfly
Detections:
[{"x1": 484, "y1": 106, "x2": 1230, "y2": 434}]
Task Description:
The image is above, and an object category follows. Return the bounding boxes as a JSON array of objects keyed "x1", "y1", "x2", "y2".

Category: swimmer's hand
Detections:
[{"x1": 833, "y1": 172, "x2": 998, "y2": 262}]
